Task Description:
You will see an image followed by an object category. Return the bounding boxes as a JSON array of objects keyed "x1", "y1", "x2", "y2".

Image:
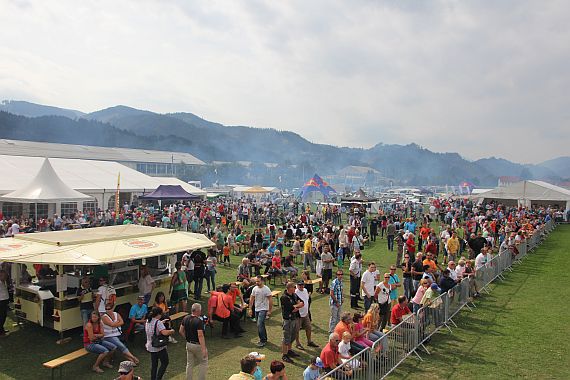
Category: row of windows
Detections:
[
  {"x1": 136, "y1": 163, "x2": 176, "y2": 175},
  {"x1": 1, "y1": 201, "x2": 99, "y2": 219}
]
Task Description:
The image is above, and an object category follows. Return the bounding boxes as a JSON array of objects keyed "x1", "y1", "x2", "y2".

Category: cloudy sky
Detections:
[{"x1": 1, "y1": 0, "x2": 568, "y2": 163}]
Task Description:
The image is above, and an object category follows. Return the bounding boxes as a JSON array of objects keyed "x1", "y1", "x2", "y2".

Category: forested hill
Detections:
[{"x1": 0, "y1": 101, "x2": 566, "y2": 186}]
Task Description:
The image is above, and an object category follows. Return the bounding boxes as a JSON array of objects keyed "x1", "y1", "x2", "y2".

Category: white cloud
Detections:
[{"x1": 0, "y1": 0, "x2": 568, "y2": 163}]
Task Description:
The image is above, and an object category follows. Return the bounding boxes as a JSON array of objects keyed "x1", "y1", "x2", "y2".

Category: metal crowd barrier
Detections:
[{"x1": 319, "y1": 220, "x2": 557, "y2": 380}]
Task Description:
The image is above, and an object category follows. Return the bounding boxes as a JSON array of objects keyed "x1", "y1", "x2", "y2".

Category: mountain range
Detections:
[{"x1": 0, "y1": 100, "x2": 568, "y2": 187}]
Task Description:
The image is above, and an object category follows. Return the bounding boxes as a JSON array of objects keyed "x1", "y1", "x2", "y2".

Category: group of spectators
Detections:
[{"x1": 0, "y1": 195, "x2": 561, "y2": 379}]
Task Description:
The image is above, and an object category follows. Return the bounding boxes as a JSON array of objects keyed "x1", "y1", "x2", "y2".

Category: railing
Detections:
[{"x1": 319, "y1": 219, "x2": 556, "y2": 379}]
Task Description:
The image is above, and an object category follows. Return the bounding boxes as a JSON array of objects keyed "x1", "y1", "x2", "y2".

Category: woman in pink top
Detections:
[
  {"x1": 352, "y1": 313, "x2": 374, "y2": 348},
  {"x1": 411, "y1": 279, "x2": 429, "y2": 313}
]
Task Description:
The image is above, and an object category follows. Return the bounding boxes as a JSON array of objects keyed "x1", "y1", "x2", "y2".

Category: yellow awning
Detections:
[{"x1": 0, "y1": 225, "x2": 214, "y2": 265}]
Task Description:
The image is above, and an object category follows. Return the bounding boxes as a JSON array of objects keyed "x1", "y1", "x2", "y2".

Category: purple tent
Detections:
[{"x1": 139, "y1": 185, "x2": 200, "y2": 200}]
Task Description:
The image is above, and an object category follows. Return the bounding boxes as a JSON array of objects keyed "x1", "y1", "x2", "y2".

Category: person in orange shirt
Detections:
[
  {"x1": 333, "y1": 312, "x2": 366, "y2": 354},
  {"x1": 419, "y1": 224, "x2": 430, "y2": 251},
  {"x1": 423, "y1": 253, "x2": 440, "y2": 274},
  {"x1": 223, "y1": 243, "x2": 231, "y2": 267},
  {"x1": 229, "y1": 282, "x2": 246, "y2": 319}
]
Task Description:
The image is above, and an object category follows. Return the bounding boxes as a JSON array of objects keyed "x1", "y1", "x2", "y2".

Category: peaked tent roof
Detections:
[
  {"x1": 0, "y1": 158, "x2": 92, "y2": 203},
  {"x1": 300, "y1": 174, "x2": 336, "y2": 200},
  {"x1": 139, "y1": 185, "x2": 200, "y2": 200},
  {"x1": 154, "y1": 177, "x2": 207, "y2": 197},
  {"x1": 243, "y1": 186, "x2": 272, "y2": 194},
  {"x1": 476, "y1": 180, "x2": 570, "y2": 202}
]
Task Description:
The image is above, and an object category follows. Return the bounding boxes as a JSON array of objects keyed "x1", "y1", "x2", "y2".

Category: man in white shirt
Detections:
[
  {"x1": 10, "y1": 222, "x2": 20, "y2": 235},
  {"x1": 446, "y1": 261, "x2": 458, "y2": 282},
  {"x1": 249, "y1": 277, "x2": 272, "y2": 347},
  {"x1": 95, "y1": 277, "x2": 113, "y2": 313},
  {"x1": 349, "y1": 253, "x2": 362, "y2": 309},
  {"x1": 294, "y1": 281, "x2": 318, "y2": 350},
  {"x1": 138, "y1": 266, "x2": 155, "y2": 305},
  {"x1": 360, "y1": 262, "x2": 378, "y2": 312},
  {"x1": 475, "y1": 248, "x2": 487, "y2": 270}
]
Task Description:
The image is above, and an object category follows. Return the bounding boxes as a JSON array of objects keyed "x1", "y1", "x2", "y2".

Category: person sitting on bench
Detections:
[
  {"x1": 84, "y1": 311, "x2": 116, "y2": 374},
  {"x1": 208, "y1": 284, "x2": 244, "y2": 339},
  {"x1": 124, "y1": 296, "x2": 148, "y2": 341}
]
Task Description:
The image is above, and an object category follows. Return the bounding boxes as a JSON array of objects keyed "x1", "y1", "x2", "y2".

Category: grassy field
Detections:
[{"x1": 0, "y1": 224, "x2": 567, "y2": 379}]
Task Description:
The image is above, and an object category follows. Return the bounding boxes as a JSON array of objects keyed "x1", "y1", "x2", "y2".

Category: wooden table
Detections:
[{"x1": 271, "y1": 290, "x2": 282, "y2": 306}]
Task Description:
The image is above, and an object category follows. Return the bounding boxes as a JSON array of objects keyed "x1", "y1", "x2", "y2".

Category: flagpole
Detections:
[{"x1": 115, "y1": 172, "x2": 121, "y2": 219}]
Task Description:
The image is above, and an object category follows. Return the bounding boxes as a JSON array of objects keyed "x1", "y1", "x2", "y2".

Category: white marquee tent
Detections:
[
  {"x1": 0, "y1": 155, "x2": 205, "y2": 215},
  {"x1": 1, "y1": 158, "x2": 92, "y2": 203},
  {"x1": 475, "y1": 180, "x2": 570, "y2": 210}
]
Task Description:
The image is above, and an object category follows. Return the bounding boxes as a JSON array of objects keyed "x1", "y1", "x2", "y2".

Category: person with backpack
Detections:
[
  {"x1": 95, "y1": 276, "x2": 116, "y2": 314},
  {"x1": 145, "y1": 307, "x2": 175, "y2": 380}
]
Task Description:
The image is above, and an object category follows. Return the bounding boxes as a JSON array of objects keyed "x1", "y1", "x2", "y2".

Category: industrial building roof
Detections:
[{"x1": 0, "y1": 139, "x2": 205, "y2": 165}]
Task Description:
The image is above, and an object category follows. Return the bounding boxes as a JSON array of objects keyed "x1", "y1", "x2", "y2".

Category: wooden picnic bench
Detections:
[
  {"x1": 305, "y1": 278, "x2": 322, "y2": 285},
  {"x1": 271, "y1": 290, "x2": 282, "y2": 306},
  {"x1": 169, "y1": 311, "x2": 189, "y2": 329},
  {"x1": 43, "y1": 348, "x2": 88, "y2": 380}
]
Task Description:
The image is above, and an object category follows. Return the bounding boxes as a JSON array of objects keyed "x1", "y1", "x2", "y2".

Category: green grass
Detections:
[
  {"x1": 1, "y1": 225, "x2": 567, "y2": 380},
  {"x1": 388, "y1": 224, "x2": 570, "y2": 380}
]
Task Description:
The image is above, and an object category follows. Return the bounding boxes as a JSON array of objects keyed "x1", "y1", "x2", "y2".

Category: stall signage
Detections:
[
  {"x1": 123, "y1": 239, "x2": 159, "y2": 249},
  {"x1": 0, "y1": 242, "x2": 30, "y2": 252}
]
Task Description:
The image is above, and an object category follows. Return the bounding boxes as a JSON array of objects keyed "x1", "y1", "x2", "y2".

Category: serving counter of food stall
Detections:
[{"x1": 0, "y1": 224, "x2": 214, "y2": 339}]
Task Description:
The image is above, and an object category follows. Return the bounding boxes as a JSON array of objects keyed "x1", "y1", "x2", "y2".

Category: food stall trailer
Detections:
[{"x1": 0, "y1": 224, "x2": 214, "y2": 341}]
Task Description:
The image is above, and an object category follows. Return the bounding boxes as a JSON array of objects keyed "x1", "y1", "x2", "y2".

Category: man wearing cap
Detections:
[
  {"x1": 303, "y1": 356, "x2": 323, "y2": 380},
  {"x1": 179, "y1": 303, "x2": 208, "y2": 380},
  {"x1": 114, "y1": 361, "x2": 141, "y2": 380},
  {"x1": 439, "y1": 269, "x2": 457, "y2": 294},
  {"x1": 249, "y1": 276, "x2": 272, "y2": 347},
  {"x1": 294, "y1": 280, "x2": 318, "y2": 350},
  {"x1": 125, "y1": 296, "x2": 148, "y2": 341},
  {"x1": 280, "y1": 282, "x2": 304, "y2": 363}
]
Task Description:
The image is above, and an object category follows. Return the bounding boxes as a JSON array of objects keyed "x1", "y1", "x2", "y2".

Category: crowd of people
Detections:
[{"x1": 0, "y1": 195, "x2": 561, "y2": 379}]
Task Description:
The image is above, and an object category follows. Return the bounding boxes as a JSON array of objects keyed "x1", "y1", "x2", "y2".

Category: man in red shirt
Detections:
[
  {"x1": 390, "y1": 295, "x2": 412, "y2": 326},
  {"x1": 320, "y1": 333, "x2": 345, "y2": 374}
]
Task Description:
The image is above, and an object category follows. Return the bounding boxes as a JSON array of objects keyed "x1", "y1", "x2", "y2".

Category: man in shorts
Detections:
[
  {"x1": 280, "y1": 282, "x2": 304, "y2": 363},
  {"x1": 294, "y1": 280, "x2": 319, "y2": 350}
]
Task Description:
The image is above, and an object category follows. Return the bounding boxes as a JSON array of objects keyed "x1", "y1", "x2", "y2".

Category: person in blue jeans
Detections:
[
  {"x1": 83, "y1": 311, "x2": 116, "y2": 374},
  {"x1": 388, "y1": 266, "x2": 402, "y2": 307},
  {"x1": 205, "y1": 249, "x2": 218, "y2": 292},
  {"x1": 249, "y1": 277, "x2": 273, "y2": 347}
]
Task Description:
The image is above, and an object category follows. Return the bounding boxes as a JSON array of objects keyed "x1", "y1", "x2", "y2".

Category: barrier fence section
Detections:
[{"x1": 319, "y1": 219, "x2": 556, "y2": 380}]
